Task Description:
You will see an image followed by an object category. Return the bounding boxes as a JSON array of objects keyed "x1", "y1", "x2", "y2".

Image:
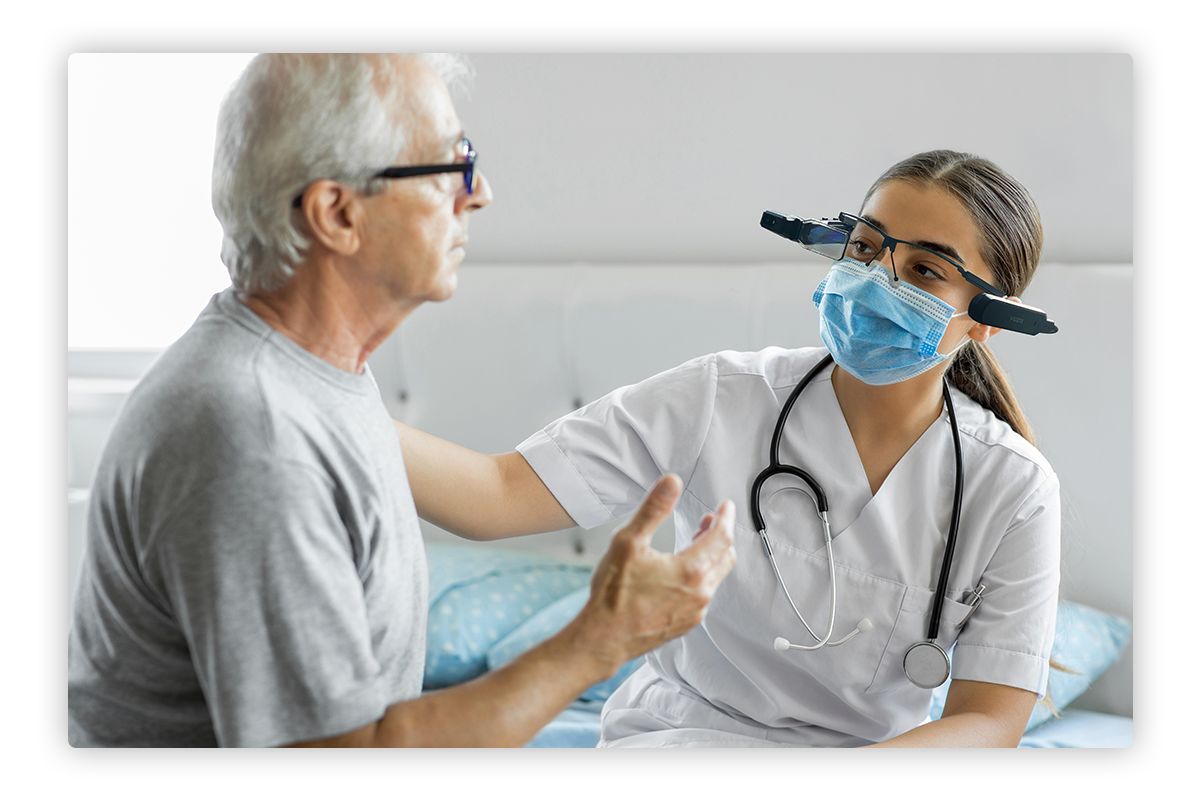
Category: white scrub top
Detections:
[{"x1": 517, "y1": 347, "x2": 1060, "y2": 747}]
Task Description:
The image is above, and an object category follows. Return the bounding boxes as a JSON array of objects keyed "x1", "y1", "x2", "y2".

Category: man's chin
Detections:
[{"x1": 427, "y1": 271, "x2": 459, "y2": 303}]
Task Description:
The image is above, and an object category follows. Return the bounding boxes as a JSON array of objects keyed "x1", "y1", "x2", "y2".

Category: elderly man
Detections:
[{"x1": 67, "y1": 53, "x2": 736, "y2": 748}]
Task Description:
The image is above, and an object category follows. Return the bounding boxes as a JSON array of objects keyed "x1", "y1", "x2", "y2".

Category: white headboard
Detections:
[{"x1": 368, "y1": 261, "x2": 1134, "y2": 716}]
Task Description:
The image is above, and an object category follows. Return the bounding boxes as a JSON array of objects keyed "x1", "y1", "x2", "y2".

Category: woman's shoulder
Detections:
[
  {"x1": 949, "y1": 386, "x2": 1056, "y2": 484},
  {"x1": 706, "y1": 345, "x2": 830, "y2": 386}
]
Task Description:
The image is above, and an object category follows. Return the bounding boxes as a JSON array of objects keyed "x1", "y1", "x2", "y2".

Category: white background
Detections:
[{"x1": 25, "y1": 1, "x2": 1180, "y2": 786}]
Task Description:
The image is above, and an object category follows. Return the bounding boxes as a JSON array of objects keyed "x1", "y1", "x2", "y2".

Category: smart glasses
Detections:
[
  {"x1": 763, "y1": 211, "x2": 1005, "y2": 297},
  {"x1": 292, "y1": 137, "x2": 477, "y2": 208},
  {"x1": 761, "y1": 209, "x2": 1058, "y2": 335}
]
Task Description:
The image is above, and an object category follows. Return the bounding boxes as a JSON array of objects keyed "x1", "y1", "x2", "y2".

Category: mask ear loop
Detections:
[{"x1": 944, "y1": 310, "x2": 973, "y2": 354}]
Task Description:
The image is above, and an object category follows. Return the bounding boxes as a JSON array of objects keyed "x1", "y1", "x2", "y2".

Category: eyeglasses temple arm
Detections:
[{"x1": 956, "y1": 265, "x2": 1006, "y2": 297}]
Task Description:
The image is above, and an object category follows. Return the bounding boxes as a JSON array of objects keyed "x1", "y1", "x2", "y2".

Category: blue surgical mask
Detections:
[{"x1": 812, "y1": 259, "x2": 969, "y2": 385}]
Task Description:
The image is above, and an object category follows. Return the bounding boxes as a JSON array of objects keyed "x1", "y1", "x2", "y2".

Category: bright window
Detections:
[{"x1": 68, "y1": 53, "x2": 255, "y2": 350}]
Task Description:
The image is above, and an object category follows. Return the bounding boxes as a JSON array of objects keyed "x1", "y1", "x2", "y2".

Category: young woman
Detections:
[{"x1": 397, "y1": 150, "x2": 1059, "y2": 747}]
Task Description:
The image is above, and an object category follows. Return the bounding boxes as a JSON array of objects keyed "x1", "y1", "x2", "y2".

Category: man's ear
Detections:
[{"x1": 297, "y1": 180, "x2": 362, "y2": 256}]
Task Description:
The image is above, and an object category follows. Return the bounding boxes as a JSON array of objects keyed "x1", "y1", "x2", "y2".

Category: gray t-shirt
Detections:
[{"x1": 68, "y1": 288, "x2": 427, "y2": 747}]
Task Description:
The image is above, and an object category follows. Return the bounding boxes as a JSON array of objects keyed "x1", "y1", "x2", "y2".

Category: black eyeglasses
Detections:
[{"x1": 292, "y1": 137, "x2": 477, "y2": 208}]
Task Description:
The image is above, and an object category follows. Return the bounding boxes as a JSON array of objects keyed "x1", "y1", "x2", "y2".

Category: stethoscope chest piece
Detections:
[{"x1": 902, "y1": 641, "x2": 950, "y2": 689}]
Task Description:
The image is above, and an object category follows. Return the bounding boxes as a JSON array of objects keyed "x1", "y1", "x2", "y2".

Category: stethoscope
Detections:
[{"x1": 750, "y1": 353, "x2": 965, "y2": 689}]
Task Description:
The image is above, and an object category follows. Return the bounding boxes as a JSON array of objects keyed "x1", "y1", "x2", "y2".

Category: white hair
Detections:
[{"x1": 211, "y1": 53, "x2": 474, "y2": 293}]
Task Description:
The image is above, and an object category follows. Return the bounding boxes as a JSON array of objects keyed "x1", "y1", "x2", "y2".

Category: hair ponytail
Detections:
[{"x1": 947, "y1": 341, "x2": 1036, "y2": 447}]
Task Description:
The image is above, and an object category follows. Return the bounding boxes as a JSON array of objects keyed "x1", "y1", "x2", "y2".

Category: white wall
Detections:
[
  {"x1": 67, "y1": 54, "x2": 1132, "y2": 352},
  {"x1": 455, "y1": 54, "x2": 1132, "y2": 265}
]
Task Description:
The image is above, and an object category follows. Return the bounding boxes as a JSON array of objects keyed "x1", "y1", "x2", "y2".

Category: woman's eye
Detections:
[{"x1": 912, "y1": 264, "x2": 944, "y2": 281}]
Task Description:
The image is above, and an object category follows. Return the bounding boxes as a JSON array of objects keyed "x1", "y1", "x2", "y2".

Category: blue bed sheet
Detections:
[
  {"x1": 1016, "y1": 708, "x2": 1133, "y2": 748},
  {"x1": 525, "y1": 701, "x2": 605, "y2": 748}
]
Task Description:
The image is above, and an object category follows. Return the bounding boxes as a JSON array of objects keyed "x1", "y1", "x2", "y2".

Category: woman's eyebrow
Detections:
[{"x1": 861, "y1": 213, "x2": 965, "y2": 264}]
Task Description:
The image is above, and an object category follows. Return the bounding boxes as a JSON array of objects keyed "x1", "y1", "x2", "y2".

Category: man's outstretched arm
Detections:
[{"x1": 286, "y1": 474, "x2": 736, "y2": 747}]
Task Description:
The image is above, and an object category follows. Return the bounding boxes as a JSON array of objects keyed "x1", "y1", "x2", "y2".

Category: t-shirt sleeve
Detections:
[
  {"x1": 517, "y1": 354, "x2": 719, "y2": 530},
  {"x1": 147, "y1": 460, "x2": 388, "y2": 747},
  {"x1": 950, "y1": 470, "x2": 1062, "y2": 696}
]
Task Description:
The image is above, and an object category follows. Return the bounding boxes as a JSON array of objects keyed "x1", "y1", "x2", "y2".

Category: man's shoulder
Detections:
[{"x1": 102, "y1": 304, "x2": 292, "y2": 476}]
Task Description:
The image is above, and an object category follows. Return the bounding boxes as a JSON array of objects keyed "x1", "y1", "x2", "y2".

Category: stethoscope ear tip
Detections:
[{"x1": 773, "y1": 637, "x2": 791, "y2": 652}]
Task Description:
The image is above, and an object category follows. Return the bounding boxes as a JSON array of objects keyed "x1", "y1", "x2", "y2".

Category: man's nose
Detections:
[{"x1": 459, "y1": 170, "x2": 493, "y2": 214}]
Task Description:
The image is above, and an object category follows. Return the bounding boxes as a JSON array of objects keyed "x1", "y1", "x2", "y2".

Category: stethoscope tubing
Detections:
[
  {"x1": 752, "y1": 353, "x2": 966, "y2": 652},
  {"x1": 927, "y1": 377, "x2": 964, "y2": 642},
  {"x1": 763, "y1": 507, "x2": 837, "y2": 647},
  {"x1": 750, "y1": 354, "x2": 833, "y2": 532}
]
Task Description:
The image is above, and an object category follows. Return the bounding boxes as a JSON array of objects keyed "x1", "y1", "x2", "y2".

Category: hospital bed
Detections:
[
  {"x1": 367, "y1": 261, "x2": 1134, "y2": 748},
  {"x1": 65, "y1": 260, "x2": 1133, "y2": 747}
]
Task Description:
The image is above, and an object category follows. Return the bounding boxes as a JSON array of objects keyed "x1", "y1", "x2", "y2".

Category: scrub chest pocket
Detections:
[
  {"x1": 866, "y1": 584, "x2": 975, "y2": 694},
  {"x1": 755, "y1": 542, "x2": 972, "y2": 695}
]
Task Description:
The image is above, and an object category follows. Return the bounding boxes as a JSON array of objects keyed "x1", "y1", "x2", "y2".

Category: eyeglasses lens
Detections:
[
  {"x1": 841, "y1": 216, "x2": 963, "y2": 284},
  {"x1": 798, "y1": 222, "x2": 850, "y2": 260},
  {"x1": 844, "y1": 219, "x2": 889, "y2": 266},
  {"x1": 461, "y1": 138, "x2": 475, "y2": 194}
]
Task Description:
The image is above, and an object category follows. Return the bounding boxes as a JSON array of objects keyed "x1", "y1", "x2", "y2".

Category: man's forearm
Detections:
[{"x1": 370, "y1": 615, "x2": 616, "y2": 747}]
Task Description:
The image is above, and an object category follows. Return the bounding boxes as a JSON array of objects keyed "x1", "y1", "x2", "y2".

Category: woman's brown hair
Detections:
[{"x1": 863, "y1": 150, "x2": 1044, "y2": 445}]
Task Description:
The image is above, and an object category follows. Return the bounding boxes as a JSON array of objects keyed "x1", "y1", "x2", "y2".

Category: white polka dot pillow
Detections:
[{"x1": 424, "y1": 543, "x2": 592, "y2": 689}]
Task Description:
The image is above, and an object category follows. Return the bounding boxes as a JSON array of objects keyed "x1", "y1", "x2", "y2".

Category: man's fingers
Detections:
[
  {"x1": 681, "y1": 500, "x2": 736, "y2": 570},
  {"x1": 586, "y1": 491, "x2": 737, "y2": 665},
  {"x1": 691, "y1": 500, "x2": 734, "y2": 546},
  {"x1": 618, "y1": 474, "x2": 682, "y2": 544}
]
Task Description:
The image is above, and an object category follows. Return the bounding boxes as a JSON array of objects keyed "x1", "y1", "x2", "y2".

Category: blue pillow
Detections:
[
  {"x1": 424, "y1": 543, "x2": 592, "y2": 689},
  {"x1": 929, "y1": 599, "x2": 1131, "y2": 731},
  {"x1": 426, "y1": 542, "x2": 579, "y2": 602},
  {"x1": 486, "y1": 585, "x2": 645, "y2": 702}
]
